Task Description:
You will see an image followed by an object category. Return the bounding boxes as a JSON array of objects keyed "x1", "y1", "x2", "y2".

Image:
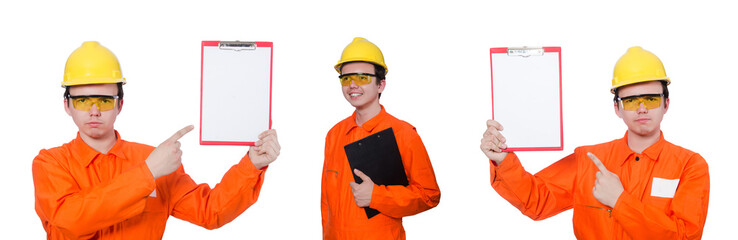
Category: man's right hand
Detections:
[
  {"x1": 146, "y1": 125, "x2": 194, "y2": 179},
  {"x1": 480, "y1": 119, "x2": 509, "y2": 165}
]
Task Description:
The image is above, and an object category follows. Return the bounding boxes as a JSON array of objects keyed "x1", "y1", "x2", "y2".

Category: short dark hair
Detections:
[
  {"x1": 339, "y1": 61, "x2": 386, "y2": 98},
  {"x1": 64, "y1": 82, "x2": 124, "y2": 107},
  {"x1": 613, "y1": 80, "x2": 669, "y2": 104}
]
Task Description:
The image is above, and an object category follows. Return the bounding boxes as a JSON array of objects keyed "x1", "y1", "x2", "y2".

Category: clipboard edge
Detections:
[
  {"x1": 200, "y1": 140, "x2": 256, "y2": 146},
  {"x1": 202, "y1": 41, "x2": 273, "y2": 48},
  {"x1": 503, "y1": 146, "x2": 564, "y2": 152}
]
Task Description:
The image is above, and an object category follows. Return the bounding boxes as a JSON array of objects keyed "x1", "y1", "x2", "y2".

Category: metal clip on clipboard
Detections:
[
  {"x1": 507, "y1": 47, "x2": 544, "y2": 57},
  {"x1": 219, "y1": 41, "x2": 257, "y2": 51}
]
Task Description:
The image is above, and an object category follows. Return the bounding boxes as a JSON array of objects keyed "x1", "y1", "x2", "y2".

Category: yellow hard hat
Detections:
[
  {"x1": 334, "y1": 37, "x2": 388, "y2": 73},
  {"x1": 62, "y1": 41, "x2": 126, "y2": 88},
  {"x1": 611, "y1": 46, "x2": 670, "y2": 93}
]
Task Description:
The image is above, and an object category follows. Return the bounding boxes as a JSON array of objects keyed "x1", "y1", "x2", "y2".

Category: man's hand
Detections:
[
  {"x1": 349, "y1": 169, "x2": 374, "y2": 208},
  {"x1": 589, "y1": 152, "x2": 625, "y2": 208},
  {"x1": 146, "y1": 125, "x2": 194, "y2": 179},
  {"x1": 249, "y1": 129, "x2": 281, "y2": 169},
  {"x1": 480, "y1": 119, "x2": 509, "y2": 165}
]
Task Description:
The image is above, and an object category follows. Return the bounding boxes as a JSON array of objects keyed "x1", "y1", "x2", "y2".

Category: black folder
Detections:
[{"x1": 344, "y1": 127, "x2": 409, "y2": 219}]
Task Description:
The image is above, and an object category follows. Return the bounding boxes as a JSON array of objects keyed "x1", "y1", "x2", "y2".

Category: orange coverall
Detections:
[
  {"x1": 321, "y1": 106, "x2": 441, "y2": 239},
  {"x1": 33, "y1": 131, "x2": 267, "y2": 239},
  {"x1": 490, "y1": 132, "x2": 709, "y2": 239}
]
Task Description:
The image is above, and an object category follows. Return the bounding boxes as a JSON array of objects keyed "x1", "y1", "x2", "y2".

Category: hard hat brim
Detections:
[
  {"x1": 334, "y1": 60, "x2": 388, "y2": 74},
  {"x1": 61, "y1": 78, "x2": 127, "y2": 88},
  {"x1": 610, "y1": 78, "x2": 670, "y2": 93}
]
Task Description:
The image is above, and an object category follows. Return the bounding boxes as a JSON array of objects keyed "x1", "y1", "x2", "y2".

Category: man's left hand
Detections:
[
  {"x1": 588, "y1": 152, "x2": 624, "y2": 208},
  {"x1": 249, "y1": 129, "x2": 281, "y2": 169},
  {"x1": 349, "y1": 169, "x2": 374, "y2": 207}
]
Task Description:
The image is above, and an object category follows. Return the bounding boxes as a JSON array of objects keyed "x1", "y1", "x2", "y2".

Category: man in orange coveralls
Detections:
[
  {"x1": 32, "y1": 41, "x2": 281, "y2": 239},
  {"x1": 321, "y1": 37, "x2": 441, "y2": 239},
  {"x1": 481, "y1": 46, "x2": 709, "y2": 239}
]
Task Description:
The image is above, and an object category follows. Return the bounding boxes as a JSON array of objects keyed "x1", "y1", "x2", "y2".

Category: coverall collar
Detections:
[
  {"x1": 71, "y1": 130, "x2": 127, "y2": 167},
  {"x1": 345, "y1": 105, "x2": 388, "y2": 135},
  {"x1": 617, "y1": 131, "x2": 666, "y2": 166}
]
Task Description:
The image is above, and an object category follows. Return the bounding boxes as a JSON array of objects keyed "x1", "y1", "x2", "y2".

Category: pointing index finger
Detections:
[
  {"x1": 587, "y1": 152, "x2": 610, "y2": 173},
  {"x1": 168, "y1": 125, "x2": 194, "y2": 142}
]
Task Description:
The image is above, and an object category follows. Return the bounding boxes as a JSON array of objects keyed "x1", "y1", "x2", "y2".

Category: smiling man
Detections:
[
  {"x1": 32, "y1": 41, "x2": 281, "y2": 239},
  {"x1": 480, "y1": 46, "x2": 710, "y2": 239},
  {"x1": 321, "y1": 37, "x2": 441, "y2": 239}
]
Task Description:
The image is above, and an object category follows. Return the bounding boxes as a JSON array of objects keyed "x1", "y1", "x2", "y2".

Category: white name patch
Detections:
[{"x1": 651, "y1": 178, "x2": 680, "y2": 198}]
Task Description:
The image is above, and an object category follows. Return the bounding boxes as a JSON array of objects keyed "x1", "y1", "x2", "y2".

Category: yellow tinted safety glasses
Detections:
[
  {"x1": 67, "y1": 95, "x2": 119, "y2": 111},
  {"x1": 617, "y1": 93, "x2": 663, "y2": 111},
  {"x1": 339, "y1": 73, "x2": 375, "y2": 86}
]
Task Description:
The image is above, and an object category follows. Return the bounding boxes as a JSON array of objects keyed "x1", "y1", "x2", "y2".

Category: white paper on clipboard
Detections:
[
  {"x1": 200, "y1": 41, "x2": 272, "y2": 146},
  {"x1": 490, "y1": 47, "x2": 563, "y2": 151}
]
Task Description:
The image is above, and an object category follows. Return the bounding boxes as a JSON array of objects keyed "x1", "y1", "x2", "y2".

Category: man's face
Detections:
[
  {"x1": 614, "y1": 81, "x2": 668, "y2": 137},
  {"x1": 341, "y1": 62, "x2": 385, "y2": 109},
  {"x1": 64, "y1": 83, "x2": 122, "y2": 140}
]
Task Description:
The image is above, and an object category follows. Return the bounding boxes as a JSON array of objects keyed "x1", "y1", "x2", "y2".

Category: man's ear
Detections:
[
  {"x1": 377, "y1": 80, "x2": 386, "y2": 93},
  {"x1": 663, "y1": 98, "x2": 669, "y2": 113},
  {"x1": 117, "y1": 99, "x2": 124, "y2": 114},
  {"x1": 64, "y1": 98, "x2": 72, "y2": 116},
  {"x1": 614, "y1": 101, "x2": 623, "y2": 119}
]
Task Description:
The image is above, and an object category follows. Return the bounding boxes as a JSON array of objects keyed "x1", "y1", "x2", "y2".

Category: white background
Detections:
[{"x1": 1, "y1": 0, "x2": 735, "y2": 239}]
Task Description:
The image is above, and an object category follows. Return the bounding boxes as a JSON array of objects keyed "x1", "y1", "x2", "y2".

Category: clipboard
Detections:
[
  {"x1": 490, "y1": 47, "x2": 563, "y2": 151},
  {"x1": 200, "y1": 41, "x2": 273, "y2": 146},
  {"x1": 344, "y1": 128, "x2": 408, "y2": 219}
]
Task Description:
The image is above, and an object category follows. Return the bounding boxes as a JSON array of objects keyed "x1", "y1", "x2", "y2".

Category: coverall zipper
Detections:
[{"x1": 584, "y1": 205, "x2": 612, "y2": 217}]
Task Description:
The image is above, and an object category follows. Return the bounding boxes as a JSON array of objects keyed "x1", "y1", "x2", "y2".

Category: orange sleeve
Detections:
[
  {"x1": 612, "y1": 154, "x2": 709, "y2": 239},
  {"x1": 32, "y1": 150, "x2": 156, "y2": 238},
  {"x1": 490, "y1": 152, "x2": 577, "y2": 220},
  {"x1": 368, "y1": 131, "x2": 441, "y2": 218},
  {"x1": 167, "y1": 153, "x2": 266, "y2": 230},
  {"x1": 320, "y1": 137, "x2": 330, "y2": 233}
]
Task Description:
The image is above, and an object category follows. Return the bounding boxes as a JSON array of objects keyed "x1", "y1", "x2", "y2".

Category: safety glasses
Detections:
[
  {"x1": 339, "y1": 73, "x2": 375, "y2": 86},
  {"x1": 617, "y1": 93, "x2": 663, "y2": 111},
  {"x1": 67, "y1": 95, "x2": 119, "y2": 111}
]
